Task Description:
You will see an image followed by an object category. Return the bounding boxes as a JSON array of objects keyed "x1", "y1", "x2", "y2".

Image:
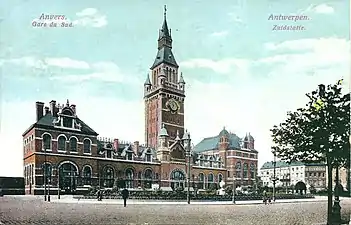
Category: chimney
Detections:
[
  {"x1": 70, "y1": 104, "x2": 76, "y2": 114},
  {"x1": 35, "y1": 102, "x2": 44, "y2": 121},
  {"x1": 113, "y1": 139, "x2": 119, "y2": 151},
  {"x1": 133, "y1": 141, "x2": 139, "y2": 154},
  {"x1": 44, "y1": 106, "x2": 50, "y2": 115},
  {"x1": 49, "y1": 100, "x2": 56, "y2": 116}
]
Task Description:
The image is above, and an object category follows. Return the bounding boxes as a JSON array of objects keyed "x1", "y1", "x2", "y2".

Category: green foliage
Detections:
[{"x1": 270, "y1": 79, "x2": 350, "y2": 167}]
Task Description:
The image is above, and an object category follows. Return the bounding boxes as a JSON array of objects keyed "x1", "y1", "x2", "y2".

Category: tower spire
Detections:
[{"x1": 164, "y1": 5, "x2": 167, "y2": 20}]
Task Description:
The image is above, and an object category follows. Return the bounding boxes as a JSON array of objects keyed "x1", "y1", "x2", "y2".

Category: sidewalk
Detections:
[{"x1": 50, "y1": 196, "x2": 328, "y2": 205}]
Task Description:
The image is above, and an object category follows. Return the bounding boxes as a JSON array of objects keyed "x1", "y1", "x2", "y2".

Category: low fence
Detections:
[{"x1": 76, "y1": 191, "x2": 315, "y2": 201}]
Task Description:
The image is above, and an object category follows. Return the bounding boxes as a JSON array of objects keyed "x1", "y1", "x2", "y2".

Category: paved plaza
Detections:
[{"x1": 0, "y1": 196, "x2": 350, "y2": 225}]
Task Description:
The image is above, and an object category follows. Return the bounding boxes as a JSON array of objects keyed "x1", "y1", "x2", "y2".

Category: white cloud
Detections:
[
  {"x1": 180, "y1": 58, "x2": 250, "y2": 75},
  {"x1": 45, "y1": 57, "x2": 90, "y2": 69},
  {"x1": 302, "y1": 3, "x2": 335, "y2": 14},
  {"x1": 2, "y1": 57, "x2": 135, "y2": 83},
  {"x1": 313, "y1": 4, "x2": 335, "y2": 14},
  {"x1": 2, "y1": 57, "x2": 90, "y2": 70},
  {"x1": 210, "y1": 31, "x2": 229, "y2": 38},
  {"x1": 73, "y1": 8, "x2": 107, "y2": 28}
]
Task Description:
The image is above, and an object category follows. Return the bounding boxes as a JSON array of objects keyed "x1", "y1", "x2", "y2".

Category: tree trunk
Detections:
[{"x1": 327, "y1": 158, "x2": 333, "y2": 224}]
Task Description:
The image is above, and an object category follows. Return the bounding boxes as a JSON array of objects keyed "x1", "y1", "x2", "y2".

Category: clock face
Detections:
[{"x1": 167, "y1": 99, "x2": 179, "y2": 112}]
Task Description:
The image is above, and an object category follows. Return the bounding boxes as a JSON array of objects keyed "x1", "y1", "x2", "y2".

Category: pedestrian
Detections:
[
  {"x1": 121, "y1": 188, "x2": 129, "y2": 207},
  {"x1": 263, "y1": 190, "x2": 267, "y2": 205},
  {"x1": 97, "y1": 189, "x2": 102, "y2": 201},
  {"x1": 268, "y1": 196, "x2": 272, "y2": 204}
]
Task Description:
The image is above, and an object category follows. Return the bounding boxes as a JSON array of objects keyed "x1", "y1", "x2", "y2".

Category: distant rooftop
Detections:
[{"x1": 260, "y1": 161, "x2": 326, "y2": 170}]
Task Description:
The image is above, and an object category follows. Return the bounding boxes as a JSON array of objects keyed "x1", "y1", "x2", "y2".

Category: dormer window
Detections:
[
  {"x1": 199, "y1": 160, "x2": 204, "y2": 167},
  {"x1": 146, "y1": 154, "x2": 152, "y2": 162},
  {"x1": 127, "y1": 152, "x2": 133, "y2": 160},
  {"x1": 107, "y1": 150, "x2": 112, "y2": 159}
]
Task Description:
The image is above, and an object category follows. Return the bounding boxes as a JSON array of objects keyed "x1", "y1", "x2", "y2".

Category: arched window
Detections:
[
  {"x1": 207, "y1": 173, "x2": 214, "y2": 189},
  {"x1": 69, "y1": 137, "x2": 77, "y2": 152},
  {"x1": 144, "y1": 169, "x2": 153, "y2": 189},
  {"x1": 62, "y1": 110, "x2": 73, "y2": 128},
  {"x1": 58, "y1": 161, "x2": 78, "y2": 192},
  {"x1": 243, "y1": 163, "x2": 248, "y2": 178},
  {"x1": 82, "y1": 166, "x2": 92, "y2": 185},
  {"x1": 83, "y1": 139, "x2": 91, "y2": 154},
  {"x1": 250, "y1": 163, "x2": 255, "y2": 179},
  {"x1": 125, "y1": 168, "x2": 134, "y2": 188},
  {"x1": 170, "y1": 170, "x2": 185, "y2": 190},
  {"x1": 58, "y1": 136, "x2": 66, "y2": 151},
  {"x1": 103, "y1": 166, "x2": 114, "y2": 188},
  {"x1": 218, "y1": 174, "x2": 223, "y2": 183},
  {"x1": 198, "y1": 173, "x2": 205, "y2": 189},
  {"x1": 42, "y1": 134, "x2": 51, "y2": 150},
  {"x1": 235, "y1": 161, "x2": 242, "y2": 178}
]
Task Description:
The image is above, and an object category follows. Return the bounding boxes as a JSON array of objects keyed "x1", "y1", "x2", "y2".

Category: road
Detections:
[{"x1": 0, "y1": 196, "x2": 350, "y2": 225}]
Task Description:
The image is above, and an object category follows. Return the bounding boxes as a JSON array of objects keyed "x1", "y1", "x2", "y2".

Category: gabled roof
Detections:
[{"x1": 22, "y1": 114, "x2": 98, "y2": 136}]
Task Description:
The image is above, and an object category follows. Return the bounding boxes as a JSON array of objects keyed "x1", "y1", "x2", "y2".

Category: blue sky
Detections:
[{"x1": 0, "y1": 0, "x2": 349, "y2": 176}]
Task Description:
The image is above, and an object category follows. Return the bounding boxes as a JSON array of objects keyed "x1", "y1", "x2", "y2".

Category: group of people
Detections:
[
  {"x1": 262, "y1": 190, "x2": 273, "y2": 205},
  {"x1": 96, "y1": 188, "x2": 130, "y2": 207}
]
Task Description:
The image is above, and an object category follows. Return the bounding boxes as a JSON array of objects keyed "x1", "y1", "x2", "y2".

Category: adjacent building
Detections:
[
  {"x1": 22, "y1": 7, "x2": 258, "y2": 195},
  {"x1": 260, "y1": 161, "x2": 327, "y2": 191}
]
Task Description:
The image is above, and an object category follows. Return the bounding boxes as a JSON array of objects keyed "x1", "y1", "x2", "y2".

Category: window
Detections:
[
  {"x1": 42, "y1": 134, "x2": 51, "y2": 150},
  {"x1": 198, "y1": 173, "x2": 205, "y2": 189},
  {"x1": 125, "y1": 168, "x2": 134, "y2": 188},
  {"x1": 144, "y1": 169, "x2": 153, "y2": 189},
  {"x1": 83, "y1": 139, "x2": 91, "y2": 154},
  {"x1": 218, "y1": 174, "x2": 223, "y2": 183},
  {"x1": 209, "y1": 161, "x2": 213, "y2": 167},
  {"x1": 218, "y1": 161, "x2": 222, "y2": 168},
  {"x1": 63, "y1": 117, "x2": 73, "y2": 128},
  {"x1": 107, "y1": 150, "x2": 112, "y2": 159},
  {"x1": 146, "y1": 154, "x2": 152, "y2": 162},
  {"x1": 200, "y1": 160, "x2": 204, "y2": 166},
  {"x1": 127, "y1": 152, "x2": 133, "y2": 160},
  {"x1": 69, "y1": 138, "x2": 77, "y2": 152},
  {"x1": 207, "y1": 174, "x2": 214, "y2": 189},
  {"x1": 82, "y1": 166, "x2": 92, "y2": 185},
  {"x1": 58, "y1": 136, "x2": 66, "y2": 151},
  {"x1": 103, "y1": 166, "x2": 114, "y2": 188}
]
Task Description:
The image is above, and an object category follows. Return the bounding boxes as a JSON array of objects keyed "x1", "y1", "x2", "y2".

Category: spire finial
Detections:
[
  {"x1": 66, "y1": 99, "x2": 69, "y2": 106},
  {"x1": 164, "y1": 5, "x2": 167, "y2": 19}
]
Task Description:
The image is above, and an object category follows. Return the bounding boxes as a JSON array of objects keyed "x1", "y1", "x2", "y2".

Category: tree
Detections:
[{"x1": 270, "y1": 79, "x2": 350, "y2": 224}]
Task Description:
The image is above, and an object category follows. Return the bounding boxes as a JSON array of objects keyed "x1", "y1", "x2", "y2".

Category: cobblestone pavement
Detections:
[{"x1": 0, "y1": 196, "x2": 350, "y2": 225}]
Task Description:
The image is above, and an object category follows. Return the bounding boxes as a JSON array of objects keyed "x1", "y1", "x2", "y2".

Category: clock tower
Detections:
[{"x1": 144, "y1": 5, "x2": 186, "y2": 149}]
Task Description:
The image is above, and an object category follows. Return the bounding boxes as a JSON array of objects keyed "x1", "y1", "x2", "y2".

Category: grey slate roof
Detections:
[
  {"x1": 193, "y1": 129, "x2": 242, "y2": 153},
  {"x1": 23, "y1": 113, "x2": 98, "y2": 136},
  {"x1": 260, "y1": 161, "x2": 324, "y2": 170},
  {"x1": 144, "y1": 74, "x2": 151, "y2": 85},
  {"x1": 150, "y1": 46, "x2": 178, "y2": 69}
]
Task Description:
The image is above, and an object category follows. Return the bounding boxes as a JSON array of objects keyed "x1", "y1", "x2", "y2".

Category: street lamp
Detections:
[
  {"x1": 272, "y1": 152, "x2": 277, "y2": 202},
  {"x1": 43, "y1": 148, "x2": 47, "y2": 201},
  {"x1": 232, "y1": 171, "x2": 236, "y2": 204},
  {"x1": 182, "y1": 130, "x2": 192, "y2": 204},
  {"x1": 57, "y1": 164, "x2": 60, "y2": 200}
]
